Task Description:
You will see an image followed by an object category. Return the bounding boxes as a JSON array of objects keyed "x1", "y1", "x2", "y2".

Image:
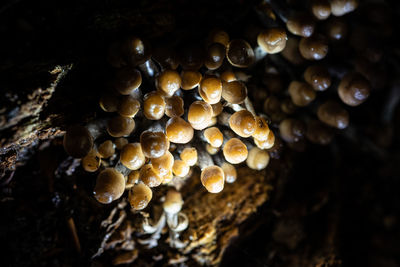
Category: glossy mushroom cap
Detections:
[
  {"x1": 156, "y1": 70, "x2": 182, "y2": 97},
  {"x1": 254, "y1": 130, "x2": 275, "y2": 150},
  {"x1": 151, "y1": 151, "x2": 174, "y2": 177},
  {"x1": 114, "y1": 138, "x2": 128, "y2": 150},
  {"x1": 226, "y1": 39, "x2": 255, "y2": 68},
  {"x1": 299, "y1": 34, "x2": 329, "y2": 60},
  {"x1": 107, "y1": 116, "x2": 135, "y2": 137},
  {"x1": 311, "y1": 0, "x2": 331, "y2": 20},
  {"x1": 288, "y1": 81, "x2": 316, "y2": 107},
  {"x1": 229, "y1": 110, "x2": 256, "y2": 138},
  {"x1": 306, "y1": 120, "x2": 334, "y2": 145},
  {"x1": 304, "y1": 65, "x2": 331, "y2": 91},
  {"x1": 140, "y1": 164, "x2": 164, "y2": 187},
  {"x1": 152, "y1": 45, "x2": 179, "y2": 70},
  {"x1": 330, "y1": 0, "x2": 358, "y2": 17},
  {"x1": 281, "y1": 37, "x2": 305, "y2": 65},
  {"x1": 286, "y1": 13, "x2": 315, "y2": 37},
  {"x1": 188, "y1": 101, "x2": 213, "y2": 130},
  {"x1": 99, "y1": 93, "x2": 119, "y2": 112},
  {"x1": 181, "y1": 70, "x2": 202, "y2": 90},
  {"x1": 94, "y1": 168, "x2": 126, "y2": 204},
  {"x1": 279, "y1": 118, "x2": 307, "y2": 143},
  {"x1": 221, "y1": 162, "x2": 237, "y2": 183},
  {"x1": 82, "y1": 149, "x2": 101, "y2": 172},
  {"x1": 338, "y1": 73, "x2": 370, "y2": 106},
  {"x1": 325, "y1": 17, "x2": 348, "y2": 41},
  {"x1": 63, "y1": 125, "x2": 93, "y2": 158},
  {"x1": 317, "y1": 101, "x2": 349, "y2": 129},
  {"x1": 205, "y1": 43, "x2": 226, "y2": 70},
  {"x1": 163, "y1": 189, "x2": 183, "y2": 214},
  {"x1": 98, "y1": 140, "x2": 115, "y2": 159},
  {"x1": 211, "y1": 102, "x2": 224, "y2": 117},
  {"x1": 252, "y1": 116, "x2": 271, "y2": 141},
  {"x1": 223, "y1": 138, "x2": 248, "y2": 164},
  {"x1": 204, "y1": 127, "x2": 224, "y2": 148},
  {"x1": 114, "y1": 68, "x2": 142, "y2": 95},
  {"x1": 246, "y1": 147, "x2": 270, "y2": 170},
  {"x1": 222, "y1": 81, "x2": 247, "y2": 104},
  {"x1": 257, "y1": 28, "x2": 287, "y2": 54},
  {"x1": 165, "y1": 96, "x2": 184, "y2": 118},
  {"x1": 126, "y1": 170, "x2": 140, "y2": 189},
  {"x1": 199, "y1": 77, "x2": 223, "y2": 104},
  {"x1": 124, "y1": 37, "x2": 151, "y2": 66},
  {"x1": 180, "y1": 147, "x2": 198, "y2": 166},
  {"x1": 166, "y1": 117, "x2": 194, "y2": 144},
  {"x1": 220, "y1": 71, "x2": 237, "y2": 82},
  {"x1": 207, "y1": 29, "x2": 230, "y2": 47},
  {"x1": 206, "y1": 144, "x2": 219, "y2": 155},
  {"x1": 118, "y1": 96, "x2": 140, "y2": 118},
  {"x1": 140, "y1": 131, "x2": 170, "y2": 158},
  {"x1": 128, "y1": 183, "x2": 153, "y2": 210},
  {"x1": 172, "y1": 160, "x2": 190, "y2": 177},
  {"x1": 143, "y1": 91, "x2": 166, "y2": 120},
  {"x1": 120, "y1": 143, "x2": 146, "y2": 170},
  {"x1": 200, "y1": 166, "x2": 225, "y2": 193},
  {"x1": 178, "y1": 44, "x2": 205, "y2": 70}
]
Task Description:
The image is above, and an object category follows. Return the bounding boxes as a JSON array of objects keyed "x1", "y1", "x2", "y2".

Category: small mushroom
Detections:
[
  {"x1": 143, "y1": 91, "x2": 166, "y2": 120},
  {"x1": 199, "y1": 77, "x2": 223, "y2": 104},
  {"x1": 330, "y1": 0, "x2": 358, "y2": 17},
  {"x1": 123, "y1": 37, "x2": 152, "y2": 66},
  {"x1": 279, "y1": 118, "x2": 307, "y2": 143},
  {"x1": 165, "y1": 96, "x2": 184, "y2": 118},
  {"x1": 166, "y1": 117, "x2": 194, "y2": 144},
  {"x1": 94, "y1": 168, "x2": 126, "y2": 204},
  {"x1": 81, "y1": 149, "x2": 101, "y2": 172},
  {"x1": 115, "y1": 138, "x2": 128, "y2": 150},
  {"x1": 205, "y1": 43, "x2": 226, "y2": 70},
  {"x1": 286, "y1": 13, "x2": 315, "y2": 37},
  {"x1": 324, "y1": 17, "x2": 348, "y2": 41},
  {"x1": 254, "y1": 130, "x2": 275, "y2": 150},
  {"x1": 226, "y1": 39, "x2": 255, "y2": 68},
  {"x1": 156, "y1": 70, "x2": 182, "y2": 97},
  {"x1": 252, "y1": 116, "x2": 271, "y2": 141},
  {"x1": 299, "y1": 34, "x2": 329, "y2": 60},
  {"x1": 140, "y1": 131, "x2": 170, "y2": 158},
  {"x1": 180, "y1": 70, "x2": 202, "y2": 90},
  {"x1": 107, "y1": 116, "x2": 135, "y2": 137},
  {"x1": 257, "y1": 28, "x2": 287, "y2": 54},
  {"x1": 63, "y1": 125, "x2": 93, "y2": 158},
  {"x1": 303, "y1": 65, "x2": 331, "y2": 91},
  {"x1": 188, "y1": 101, "x2": 213, "y2": 130},
  {"x1": 220, "y1": 71, "x2": 237, "y2": 82},
  {"x1": 221, "y1": 162, "x2": 237, "y2": 183},
  {"x1": 338, "y1": 72, "x2": 370, "y2": 106},
  {"x1": 206, "y1": 144, "x2": 220, "y2": 155},
  {"x1": 151, "y1": 151, "x2": 174, "y2": 177},
  {"x1": 200, "y1": 166, "x2": 225, "y2": 193},
  {"x1": 317, "y1": 101, "x2": 349, "y2": 129},
  {"x1": 180, "y1": 147, "x2": 198, "y2": 166},
  {"x1": 114, "y1": 68, "x2": 142, "y2": 95},
  {"x1": 221, "y1": 80, "x2": 247, "y2": 104},
  {"x1": 178, "y1": 44, "x2": 205, "y2": 70},
  {"x1": 246, "y1": 147, "x2": 270, "y2": 170},
  {"x1": 128, "y1": 182, "x2": 153, "y2": 210},
  {"x1": 288, "y1": 81, "x2": 316, "y2": 107},
  {"x1": 140, "y1": 164, "x2": 164, "y2": 187},
  {"x1": 172, "y1": 160, "x2": 190, "y2": 177},
  {"x1": 118, "y1": 96, "x2": 140, "y2": 118},
  {"x1": 306, "y1": 120, "x2": 334, "y2": 145},
  {"x1": 211, "y1": 102, "x2": 224, "y2": 117},
  {"x1": 223, "y1": 138, "x2": 248, "y2": 164},
  {"x1": 99, "y1": 92, "x2": 119, "y2": 113},
  {"x1": 207, "y1": 29, "x2": 230, "y2": 47},
  {"x1": 120, "y1": 143, "x2": 146, "y2": 170},
  {"x1": 126, "y1": 170, "x2": 140, "y2": 189},
  {"x1": 229, "y1": 110, "x2": 256, "y2": 138},
  {"x1": 310, "y1": 0, "x2": 331, "y2": 20},
  {"x1": 98, "y1": 140, "x2": 115, "y2": 159},
  {"x1": 203, "y1": 127, "x2": 224, "y2": 148}
]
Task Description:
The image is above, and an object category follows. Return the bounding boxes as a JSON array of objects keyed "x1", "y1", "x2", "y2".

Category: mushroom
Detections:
[
  {"x1": 299, "y1": 34, "x2": 329, "y2": 60},
  {"x1": 221, "y1": 162, "x2": 237, "y2": 183},
  {"x1": 257, "y1": 28, "x2": 287, "y2": 54},
  {"x1": 206, "y1": 29, "x2": 230, "y2": 47},
  {"x1": 99, "y1": 92, "x2": 119, "y2": 113},
  {"x1": 178, "y1": 44, "x2": 205, "y2": 70},
  {"x1": 324, "y1": 17, "x2": 348, "y2": 41},
  {"x1": 126, "y1": 170, "x2": 140, "y2": 189},
  {"x1": 206, "y1": 144, "x2": 220, "y2": 155},
  {"x1": 94, "y1": 168, "x2": 126, "y2": 204},
  {"x1": 254, "y1": 130, "x2": 275, "y2": 150},
  {"x1": 172, "y1": 160, "x2": 190, "y2": 177},
  {"x1": 113, "y1": 67, "x2": 142, "y2": 95},
  {"x1": 211, "y1": 102, "x2": 224, "y2": 117},
  {"x1": 118, "y1": 96, "x2": 140, "y2": 118},
  {"x1": 200, "y1": 166, "x2": 225, "y2": 193},
  {"x1": 220, "y1": 70, "x2": 237, "y2": 82},
  {"x1": 317, "y1": 101, "x2": 349, "y2": 129},
  {"x1": 288, "y1": 81, "x2": 316, "y2": 107},
  {"x1": 114, "y1": 138, "x2": 128, "y2": 150},
  {"x1": 63, "y1": 125, "x2": 93, "y2": 158},
  {"x1": 128, "y1": 182, "x2": 153, "y2": 210},
  {"x1": 338, "y1": 72, "x2": 370, "y2": 106},
  {"x1": 310, "y1": 0, "x2": 331, "y2": 20},
  {"x1": 120, "y1": 143, "x2": 146, "y2": 170},
  {"x1": 107, "y1": 116, "x2": 135, "y2": 137},
  {"x1": 143, "y1": 91, "x2": 166, "y2": 120},
  {"x1": 98, "y1": 140, "x2": 115, "y2": 159},
  {"x1": 151, "y1": 151, "x2": 174, "y2": 177},
  {"x1": 246, "y1": 147, "x2": 270, "y2": 170},
  {"x1": 221, "y1": 80, "x2": 247, "y2": 104},
  {"x1": 203, "y1": 127, "x2": 224, "y2": 148},
  {"x1": 180, "y1": 70, "x2": 202, "y2": 90},
  {"x1": 252, "y1": 116, "x2": 271, "y2": 141},
  {"x1": 229, "y1": 110, "x2": 256, "y2": 138},
  {"x1": 306, "y1": 120, "x2": 334, "y2": 145},
  {"x1": 205, "y1": 43, "x2": 226, "y2": 70},
  {"x1": 156, "y1": 70, "x2": 182, "y2": 97},
  {"x1": 223, "y1": 138, "x2": 248, "y2": 164},
  {"x1": 188, "y1": 101, "x2": 213, "y2": 130},
  {"x1": 82, "y1": 149, "x2": 101, "y2": 172},
  {"x1": 180, "y1": 147, "x2": 198, "y2": 166},
  {"x1": 140, "y1": 131, "x2": 170, "y2": 158},
  {"x1": 140, "y1": 164, "x2": 164, "y2": 187},
  {"x1": 286, "y1": 13, "x2": 315, "y2": 37},
  {"x1": 303, "y1": 65, "x2": 331, "y2": 91},
  {"x1": 330, "y1": 0, "x2": 358, "y2": 17},
  {"x1": 199, "y1": 77, "x2": 223, "y2": 104},
  {"x1": 165, "y1": 96, "x2": 184, "y2": 118},
  {"x1": 226, "y1": 39, "x2": 255, "y2": 68},
  {"x1": 279, "y1": 118, "x2": 307, "y2": 143}
]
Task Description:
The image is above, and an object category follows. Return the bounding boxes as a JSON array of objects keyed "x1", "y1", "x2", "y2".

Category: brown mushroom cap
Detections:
[
  {"x1": 221, "y1": 162, "x2": 237, "y2": 183},
  {"x1": 199, "y1": 77, "x2": 223, "y2": 104},
  {"x1": 152, "y1": 45, "x2": 179, "y2": 70},
  {"x1": 143, "y1": 91, "x2": 166, "y2": 120},
  {"x1": 220, "y1": 71, "x2": 237, "y2": 82},
  {"x1": 252, "y1": 116, "x2": 271, "y2": 141},
  {"x1": 107, "y1": 116, "x2": 135, "y2": 137},
  {"x1": 221, "y1": 81, "x2": 247, "y2": 104},
  {"x1": 205, "y1": 43, "x2": 226, "y2": 70},
  {"x1": 246, "y1": 147, "x2": 270, "y2": 170},
  {"x1": 115, "y1": 138, "x2": 128, "y2": 150},
  {"x1": 338, "y1": 72, "x2": 370, "y2": 106},
  {"x1": 120, "y1": 143, "x2": 146, "y2": 170},
  {"x1": 311, "y1": 0, "x2": 331, "y2": 20},
  {"x1": 172, "y1": 159, "x2": 190, "y2": 177},
  {"x1": 257, "y1": 28, "x2": 287, "y2": 54},
  {"x1": 128, "y1": 183, "x2": 153, "y2": 210},
  {"x1": 163, "y1": 189, "x2": 183, "y2": 214},
  {"x1": 229, "y1": 110, "x2": 256, "y2": 138},
  {"x1": 223, "y1": 138, "x2": 248, "y2": 164},
  {"x1": 140, "y1": 164, "x2": 164, "y2": 187},
  {"x1": 288, "y1": 81, "x2": 316, "y2": 107},
  {"x1": 156, "y1": 70, "x2": 182, "y2": 97},
  {"x1": 118, "y1": 96, "x2": 140, "y2": 118},
  {"x1": 63, "y1": 125, "x2": 93, "y2": 158},
  {"x1": 165, "y1": 95, "x2": 184, "y2": 118},
  {"x1": 140, "y1": 131, "x2": 170, "y2": 158},
  {"x1": 124, "y1": 37, "x2": 151, "y2": 66},
  {"x1": 180, "y1": 147, "x2": 198, "y2": 166},
  {"x1": 166, "y1": 117, "x2": 194, "y2": 144},
  {"x1": 201, "y1": 166, "x2": 225, "y2": 193},
  {"x1": 306, "y1": 120, "x2": 335, "y2": 145},
  {"x1": 82, "y1": 149, "x2": 101, "y2": 172},
  {"x1": 226, "y1": 39, "x2": 255, "y2": 68},
  {"x1": 188, "y1": 101, "x2": 213, "y2": 130},
  {"x1": 286, "y1": 13, "x2": 315, "y2": 37},
  {"x1": 126, "y1": 170, "x2": 140, "y2": 189},
  {"x1": 281, "y1": 36, "x2": 305, "y2": 65},
  {"x1": 206, "y1": 144, "x2": 220, "y2": 155},
  {"x1": 94, "y1": 168, "x2": 126, "y2": 204},
  {"x1": 178, "y1": 44, "x2": 205, "y2": 70},
  {"x1": 99, "y1": 93, "x2": 119, "y2": 112},
  {"x1": 211, "y1": 102, "x2": 224, "y2": 117},
  {"x1": 279, "y1": 118, "x2": 307, "y2": 143},
  {"x1": 299, "y1": 34, "x2": 329, "y2": 60},
  {"x1": 254, "y1": 131, "x2": 275, "y2": 150},
  {"x1": 281, "y1": 98, "x2": 297, "y2": 115},
  {"x1": 330, "y1": 0, "x2": 358, "y2": 16},
  {"x1": 151, "y1": 151, "x2": 174, "y2": 177},
  {"x1": 98, "y1": 140, "x2": 115, "y2": 159},
  {"x1": 317, "y1": 101, "x2": 349, "y2": 129},
  {"x1": 207, "y1": 29, "x2": 230, "y2": 47},
  {"x1": 204, "y1": 127, "x2": 224, "y2": 148},
  {"x1": 304, "y1": 65, "x2": 331, "y2": 91},
  {"x1": 325, "y1": 17, "x2": 348, "y2": 41},
  {"x1": 181, "y1": 70, "x2": 202, "y2": 90},
  {"x1": 114, "y1": 68, "x2": 142, "y2": 95}
]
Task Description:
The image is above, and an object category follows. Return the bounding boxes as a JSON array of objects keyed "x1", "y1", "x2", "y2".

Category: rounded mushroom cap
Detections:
[
  {"x1": 254, "y1": 131, "x2": 275, "y2": 150},
  {"x1": 140, "y1": 131, "x2": 170, "y2": 158},
  {"x1": 114, "y1": 68, "x2": 142, "y2": 95},
  {"x1": 166, "y1": 117, "x2": 194, "y2": 144},
  {"x1": 306, "y1": 120, "x2": 335, "y2": 145},
  {"x1": 211, "y1": 102, "x2": 224, "y2": 117},
  {"x1": 204, "y1": 127, "x2": 224, "y2": 148},
  {"x1": 281, "y1": 36, "x2": 305, "y2": 65},
  {"x1": 304, "y1": 65, "x2": 331, "y2": 91},
  {"x1": 181, "y1": 70, "x2": 202, "y2": 90},
  {"x1": 220, "y1": 71, "x2": 237, "y2": 82},
  {"x1": 246, "y1": 147, "x2": 270, "y2": 170},
  {"x1": 128, "y1": 183, "x2": 153, "y2": 210},
  {"x1": 82, "y1": 149, "x2": 101, "y2": 172},
  {"x1": 188, "y1": 101, "x2": 213, "y2": 130},
  {"x1": 199, "y1": 77, "x2": 223, "y2": 104},
  {"x1": 229, "y1": 110, "x2": 256, "y2": 138},
  {"x1": 94, "y1": 168, "x2": 126, "y2": 204},
  {"x1": 178, "y1": 44, "x2": 205, "y2": 70},
  {"x1": 99, "y1": 93, "x2": 119, "y2": 112},
  {"x1": 223, "y1": 138, "x2": 248, "y2": 164},
  {"x1": 222, "y1": 81, "x2": 247, "y2": 104},
  {"x1": 143, "y1": 91, "x2": 166, "y2": 120},
  {"x1": 299, "y1": 34, "x2": 329, "y2": 60},
  {"x1": 207, "y1": 29, "x2": 230, "y2": 47},
  {"x1": 338, "y1": 72, "x2": 370, "y2": 106},
  {"x1": 124, "y1": 37, "x2": 151, "y2": 66},
  {"x1": 221, "y1": 162, "x2": 237, "y2": 183},
  {"x1": 152, "y1": 45, "x2": 179, "y2": 70},
  {"x1": 156, "y1": 70, "x2": 182, "y2": 97},
  {"x1": 325, "y1": 17, "x2": 348, "y2": 41},
  {"x1": 288, "y1": 81, "x2": 316, "y2": 107},
  {"x1": 63, "y1": 125, "x2": 93, "y2": 158},
  {"x1": 330, "y1": 0, "x2": 358, "y2": 16},
  {"x1": 205, "y1": 43, "x2": 226, "y2": 70},
  {"x1": 107, "y1": 116, "x2": 135, "y2": 137},
  {"x1": 165, "y1": 95, "x2": 184, "y2": 118},
  {"x1": 140, "y1": 164, "x2": 163, "y2": 187},
  {"x1": 180, "y1": 147, "x2": 198, "y2": 166},
  {"x1": 201, "y1": 166, "x2": 225, "y2": 193},
  {"x1": 163, "y1": 189, "x2": 183, "y2": 214},
  {"x1": 257, "y1": 28, "x2": 287, "y2": 54},
  {"x1": 206, "y1": 144, "x2": 219, "y2": 155},
  {"x1": 279, "y1": 118, "x2": 307, "y2": 143},
  {"x1": 286, "y1": 13, "x2": 315, "y2": 37},
  {"x1": 126, "y1": 170, "x2": 140, "y2": 189},
  {"x1": 120, "y1": 143, "x2": 146, "y2": 170},
  {"x1": 118, "y1": 96, "x2": 140, "y2": 118},
  {"x1": 98, "y1": 140, "x2": 115, "y2": 159},
  {"x1": 311, "y1": 0, "x2": 331, "y2": 20},
  {"x1": 252, "y1": 116, "x2": 271, "y2": 141},
  {"x1": 226, "y1": 39, "x2": 255, "y2": 68},
  {"x1": 281, "y1": 98, "x2": 297, "y2": 114},
  {"x1": 172, "y1": 159, "x2": 190, "y2": 177},
  {"x1": 151, "y1": 151, "x2": 174, "y2": 177},
  {"x1": 317, "y1": 101, "x2": 349, "y2": 129},
  {"x1": 114, "y1": 137, "x2": 128, "y2": 150}
]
